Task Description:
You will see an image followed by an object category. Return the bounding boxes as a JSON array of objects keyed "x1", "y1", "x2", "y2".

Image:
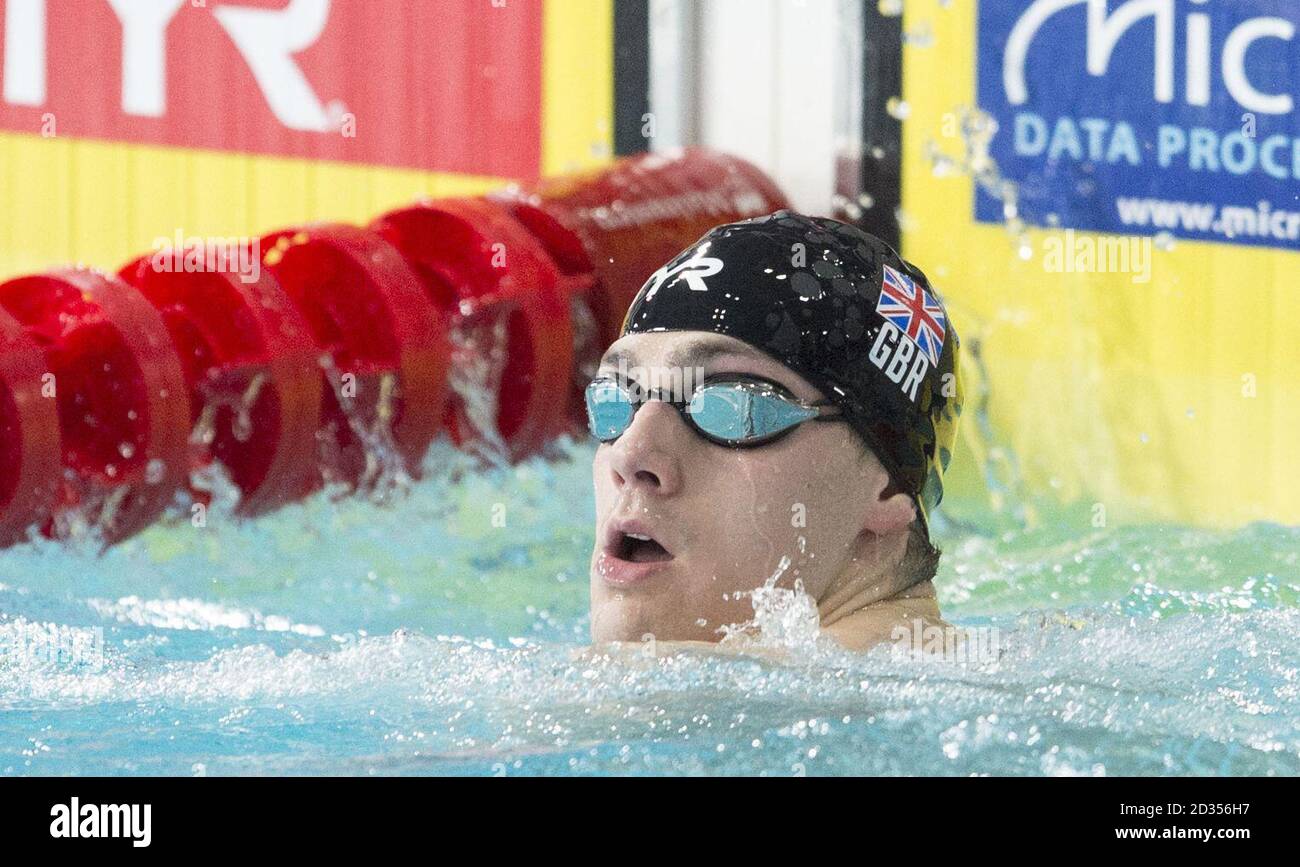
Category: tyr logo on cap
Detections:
[{"x1": 644, "y1": 255, "x2": 725, "y2": 297}]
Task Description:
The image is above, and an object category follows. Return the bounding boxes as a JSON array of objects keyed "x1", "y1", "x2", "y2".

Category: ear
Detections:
[
  {"x1": 862, "y1": 488, "x2": 916, "y2": 537},
  {"x1": 855, "y1": 455, "x2": 916, "y2": 537}
]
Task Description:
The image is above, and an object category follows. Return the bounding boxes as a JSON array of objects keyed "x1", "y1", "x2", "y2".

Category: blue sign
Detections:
[{"x1": 977, "y1": 0, "x2": 1300, "y2": 250}]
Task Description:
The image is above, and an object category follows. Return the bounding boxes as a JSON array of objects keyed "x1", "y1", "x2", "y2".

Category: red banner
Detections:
[{"x1": 0, "y1": 0, "x2": 543, "y2": 178}]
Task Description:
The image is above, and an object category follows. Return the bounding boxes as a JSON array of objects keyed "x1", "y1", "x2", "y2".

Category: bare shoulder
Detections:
[{"x1": 821, "y1": 594, "x2": 947, "y2": 653}]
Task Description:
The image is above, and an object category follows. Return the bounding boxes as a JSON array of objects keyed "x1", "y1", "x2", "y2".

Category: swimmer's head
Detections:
[{"x1": 587, "y1": 211, "x2": 963, "y2": 644}]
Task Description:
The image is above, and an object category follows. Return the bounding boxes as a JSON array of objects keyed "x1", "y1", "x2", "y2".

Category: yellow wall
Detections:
[
  {"x1": 901, "y1": 0, "x2": 1299, "y2": 528},
  {"x1": 0, "y1": 0, "x2": 614, "y2": 282}
]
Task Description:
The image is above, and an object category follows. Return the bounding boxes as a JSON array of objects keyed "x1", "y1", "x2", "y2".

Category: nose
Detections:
[{"x1": 605, "y1": 401, "x2": 685, "y2": 496}]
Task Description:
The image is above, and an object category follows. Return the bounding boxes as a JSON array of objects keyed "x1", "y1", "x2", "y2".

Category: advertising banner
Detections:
[
  {"x1": 902, "y1": 0, "x2": 1300, "y2": 527},
  {"x1": 0, "y1": 0, "x2": 543, "y2": 178},
  {"x1": 977, "y1": 0, "x2": 1300, "y2": 250}
]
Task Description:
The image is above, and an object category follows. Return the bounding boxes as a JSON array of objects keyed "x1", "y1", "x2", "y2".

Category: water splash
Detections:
[
  {"x1": 718, "y1": 555, "x2": 825, "y2": 652},
  {"x1": 569, "y1": 295, "x2": 601, "y2": 393},
  {"x1": 84, "y1": 597, "x2": 325, "y2": 636},
  {"x1": 903, "y1": 23, "x2": 935, "y2": 49},
  {"x1": 318, "y1": 356, "x2": 414, "y2": 500},
  {"x1": 447, "y1": 315, "x2": 512, "y2": 466},
  {"x1": 924, "y1": 107, "x2": 1032, "y2": 257}
]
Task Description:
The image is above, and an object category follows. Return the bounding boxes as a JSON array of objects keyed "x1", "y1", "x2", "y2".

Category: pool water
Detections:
[{"x1": 1, "y1": 439, "x2": 1297, "y2": 776}]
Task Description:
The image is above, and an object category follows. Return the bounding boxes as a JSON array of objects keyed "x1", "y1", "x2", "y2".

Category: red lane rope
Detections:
[{"x1": 0, "y1": 149, "x2": 788, "y2": 548}]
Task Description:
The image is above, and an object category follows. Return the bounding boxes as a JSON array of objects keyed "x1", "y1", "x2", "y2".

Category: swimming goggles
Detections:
[{"x1": 585, "y1": 374, "x2": 843, "y2": 448}]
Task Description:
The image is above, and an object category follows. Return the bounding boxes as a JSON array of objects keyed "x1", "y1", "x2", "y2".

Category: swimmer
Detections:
[{"x1": 585, "y1": 211, "x2": 964, "y2": 653}]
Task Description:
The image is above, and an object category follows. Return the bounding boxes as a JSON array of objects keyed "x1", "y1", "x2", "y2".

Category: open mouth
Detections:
[
  {"x1": 598, "y1": 519, "x2": 677, "y2": 585},
  {"x1": 603, "y1": 517, "x2": 676, "y2": 568},
  {"x1": 615, "y1": 531, "x2": 673, "y2": 563}
]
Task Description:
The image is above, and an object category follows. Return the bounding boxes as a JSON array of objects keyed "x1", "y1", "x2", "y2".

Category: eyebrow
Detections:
[
  {"x1": 597, "y1": 338, "x2": 814, "y2": 398},
  {"x1": 598, "y1": 338, "x2": 753, "y2": 374}
]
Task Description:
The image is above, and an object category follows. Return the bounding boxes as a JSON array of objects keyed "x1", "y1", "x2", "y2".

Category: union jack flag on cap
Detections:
[{"x1": 877, "y1": 264, "x2": 948, "y2": 367}]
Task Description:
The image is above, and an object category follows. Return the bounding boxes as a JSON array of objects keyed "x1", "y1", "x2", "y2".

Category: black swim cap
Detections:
[{"x1": 621, "y1": 210, "x2": 963, "y2": 532}]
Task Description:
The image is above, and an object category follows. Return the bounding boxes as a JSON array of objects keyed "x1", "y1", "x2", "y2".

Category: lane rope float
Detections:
[
  {"x1": 0, "y1": 307, "x2": 61, "y2": 546},
  {"x1": 119, "y1": 251, "x2": 325, "y2": 517},
  {"x1": 373, "y1": 198, "x2": 575, "y2": 461},
  {"x1": 0, "y1": 269, "x2": 191, "y2": 545}
]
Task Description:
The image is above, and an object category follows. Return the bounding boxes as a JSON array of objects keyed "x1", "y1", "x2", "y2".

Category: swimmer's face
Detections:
[{"x1": 589, "y1": 331, "x2": 903, "y2": 644}]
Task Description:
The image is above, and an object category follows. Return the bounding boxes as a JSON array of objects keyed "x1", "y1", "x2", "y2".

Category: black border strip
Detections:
[
  {"x1": 613, "y1": 0, "x2": 651, "y2": 156},
  {"x1": 4, "y1": 776, "x2": 1285, "y2": 852},
  {"x1": 859, "y1": 5, "x2": 904, "y2": 248}
]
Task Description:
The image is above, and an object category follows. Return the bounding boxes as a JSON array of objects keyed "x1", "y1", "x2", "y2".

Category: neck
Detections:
[
  {"x1": 814, "y1": 536, "x2": 943, "y2": 650},
  {"x1": 815, "y1": 532, "x2": 909, "y2": 625}
]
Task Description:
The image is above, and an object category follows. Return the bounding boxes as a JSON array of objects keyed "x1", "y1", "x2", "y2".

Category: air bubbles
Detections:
[
  {"x1": 145, "y1": 459, "x2": 167, "y2": 485},
  {"x1": 886, "y1": 97, "x2": 911, "y2": 121},
  {"x1": 231, "y1": 411, "x2": 253, "y2": 443},
  {"x1": 903, "y1": 23, "x2": 934, "y2": 48},
  {"x1": 831, "y1": 193, "x2": 864, "y2": 221},
  {"x1": 925, "y1": 141, "x2": 957, "y2": 178}
]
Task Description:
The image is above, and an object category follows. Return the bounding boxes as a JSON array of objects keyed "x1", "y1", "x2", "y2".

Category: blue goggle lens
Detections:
[
  {"x1": 746, "y1": 386, "x2": 820, "y2": 435},
  {"x1": 585, "y1": 379, "x2": 635, "y2": 442},
  {"x1": 687, "y1": 385, "x2": 752, "y2": 441}
]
